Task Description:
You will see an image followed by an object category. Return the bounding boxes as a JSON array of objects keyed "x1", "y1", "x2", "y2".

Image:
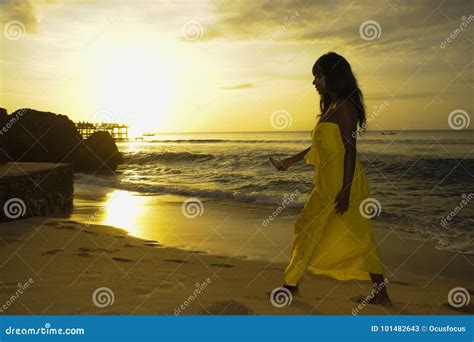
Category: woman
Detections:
[{"x1": 275, "y1": 52, "x2": 392, "y2": 305}]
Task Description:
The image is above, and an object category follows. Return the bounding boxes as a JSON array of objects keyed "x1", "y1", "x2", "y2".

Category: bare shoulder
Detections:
[{"x1": 333, "y1": 99, "x2": 358, "y2": 127}]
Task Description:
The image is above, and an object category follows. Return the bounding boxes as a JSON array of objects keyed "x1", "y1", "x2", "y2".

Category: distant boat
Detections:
[{"x1": 381, "y1": 130, "x2": 396, "y2": 135}]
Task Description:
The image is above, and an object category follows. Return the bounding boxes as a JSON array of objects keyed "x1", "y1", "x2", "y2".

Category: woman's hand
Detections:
[
  {"x1": 334, "y1": 188, "x2": 350, "y2": 214},
  {"x1": 276, "y1": 157, "x2": 295, "y2": 172}
]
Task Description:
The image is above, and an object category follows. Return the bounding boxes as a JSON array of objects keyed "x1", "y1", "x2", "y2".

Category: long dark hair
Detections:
[{"x1": 313, "y1": 52, "x2": 366, "y2": 128}]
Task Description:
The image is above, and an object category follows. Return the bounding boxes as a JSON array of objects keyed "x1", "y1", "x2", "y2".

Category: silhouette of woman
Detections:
[{"x1": 275, "y1": 52, "x2": 392, "y2": 305}]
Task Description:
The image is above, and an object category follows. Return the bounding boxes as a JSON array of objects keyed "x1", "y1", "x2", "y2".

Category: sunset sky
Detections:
[{"x1": 0, "y1": 0, "x2": 472, "y2": 135}]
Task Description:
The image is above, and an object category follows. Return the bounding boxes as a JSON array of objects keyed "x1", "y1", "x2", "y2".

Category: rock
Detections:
[
  {"x1": 0, "y1": 163, "x2": 73, "y2": 221},
  {"x1": 75, "y1": 131, "x2": 124, "y2": 174},
  {"x1": 0, "y1": 108, "x2": 10, "y2": 165},
  {"x1": 3, "y1": 108, "x2": 82, "y2": 164},
  {"x1": 1, "y1": 108, "x2": 123, "y2": 174}
]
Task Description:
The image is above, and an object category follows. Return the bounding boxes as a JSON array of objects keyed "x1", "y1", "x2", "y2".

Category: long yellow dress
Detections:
[{"x1": 284, "y1": 122, "x2": 384, "y2": 285}]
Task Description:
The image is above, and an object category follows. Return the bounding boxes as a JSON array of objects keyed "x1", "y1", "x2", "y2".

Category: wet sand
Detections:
[{"x1": 0, "y1": 208, "x2": 473, "y2": 315}]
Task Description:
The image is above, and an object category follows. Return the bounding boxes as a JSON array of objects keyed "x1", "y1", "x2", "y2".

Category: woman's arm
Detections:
[
  {"x1": 275, "y1": 146, "x2": 311, "y2": 171},
  {"x1": 334, "y1": 101, "x2": 358, "y2": 214}
]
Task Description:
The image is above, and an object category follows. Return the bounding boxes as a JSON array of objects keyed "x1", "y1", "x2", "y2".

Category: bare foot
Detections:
[
  {"x1": 282, "y1": 283, "x2": 299, "y2": 296},
  {"x1": 360, "y1": 293, "x2": 393, "y2": 306}
]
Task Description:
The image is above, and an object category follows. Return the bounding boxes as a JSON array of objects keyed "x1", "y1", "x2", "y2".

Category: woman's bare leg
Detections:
[
  {"x1": 282, "y1": 282, "x2": 299, "y2": 296},
  {"x1": 368, "y1": 273, "x2": 392, "y2": 305}
]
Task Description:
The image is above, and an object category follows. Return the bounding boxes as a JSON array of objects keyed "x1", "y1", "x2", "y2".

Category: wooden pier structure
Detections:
[{"x1": 76, "y1": 122, "x2": 129, "y2": 140}]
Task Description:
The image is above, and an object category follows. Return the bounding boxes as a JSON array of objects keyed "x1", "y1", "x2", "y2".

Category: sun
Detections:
[{"x1": 95, "y1": 46, "x2": 174, "y2": 137}]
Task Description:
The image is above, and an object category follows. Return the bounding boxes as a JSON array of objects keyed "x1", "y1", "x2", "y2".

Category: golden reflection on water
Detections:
[{"x1": 102, "y1": 190, "x2": 147, "y2": 236}]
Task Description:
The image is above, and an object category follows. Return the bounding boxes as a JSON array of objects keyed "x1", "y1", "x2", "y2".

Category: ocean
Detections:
[{"x1": 73, "y1": 129, "x2": 474, "y2": 257}]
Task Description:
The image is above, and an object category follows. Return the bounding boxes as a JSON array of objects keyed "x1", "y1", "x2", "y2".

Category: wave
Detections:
[
  {"x1": 357, "y1": 138, "x2": 473, "y2": 145},
  {"x1": 126, "y1": 151, "x2": 215, "y2": 164},
  {"x1": 133, "y1": 138, "x2": 312, "y2": 144},
  {"x1": 362, "y1": 155, "x2": 474, "y2": 183},
  {"x1": 74, "y1": 174, "x2": 306, "y2": 207}
]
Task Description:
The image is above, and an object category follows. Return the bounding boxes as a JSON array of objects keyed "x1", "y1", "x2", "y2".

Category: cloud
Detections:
[
  {"x1": 220, "y1": 83, "x2": 254, "y2": 90},
  {"x1": 203, "y1": 0, "x2": 472, "y2": 55},
  {"x1": 0, "y1": 0, "x2": 38, "y2": 32}
]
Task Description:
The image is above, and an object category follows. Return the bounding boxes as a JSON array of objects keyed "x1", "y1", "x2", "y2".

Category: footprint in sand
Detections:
[
  {"x1": 199, "y1": 300, "x2": 255, "y2": 315},
  {"x1": 55, "y1": 225, "x2": 78, "y2": 231},
  {"x1": 112, "y1": 257, "x2": 133, "y2": 263},
  {"x1": 74, "y1": 247, "x2": 114, "y2": 257},
  {"x1": 144, "y1": 242, "x2": 161, "y2": 247},
  {"x1": 210, "y1": 263, "x2": 234, "y2": 268},
  {"x1": 82, "y1": 230, "x2": 99, "y2": 236},
  {"x1": 42, "y1": 249, "x2": 64, "y2": 256},
  {"x1": 164, "y1": 259, "x2": 190, "y2": 264}
]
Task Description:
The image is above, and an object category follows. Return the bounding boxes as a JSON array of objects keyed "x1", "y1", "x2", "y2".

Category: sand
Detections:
[{"x1": 0, "y1": 215, "x2": 473, "y2": 315}]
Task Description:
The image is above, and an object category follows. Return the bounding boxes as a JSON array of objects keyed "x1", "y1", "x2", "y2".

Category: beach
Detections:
[{"x1": 1, "y1": 194, "x2": 473, "y2": 315}]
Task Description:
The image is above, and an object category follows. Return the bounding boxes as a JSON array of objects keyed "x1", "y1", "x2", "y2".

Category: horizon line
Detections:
[{"x1": 140, "y1": 128, "x2": 474, "y2": 134}]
